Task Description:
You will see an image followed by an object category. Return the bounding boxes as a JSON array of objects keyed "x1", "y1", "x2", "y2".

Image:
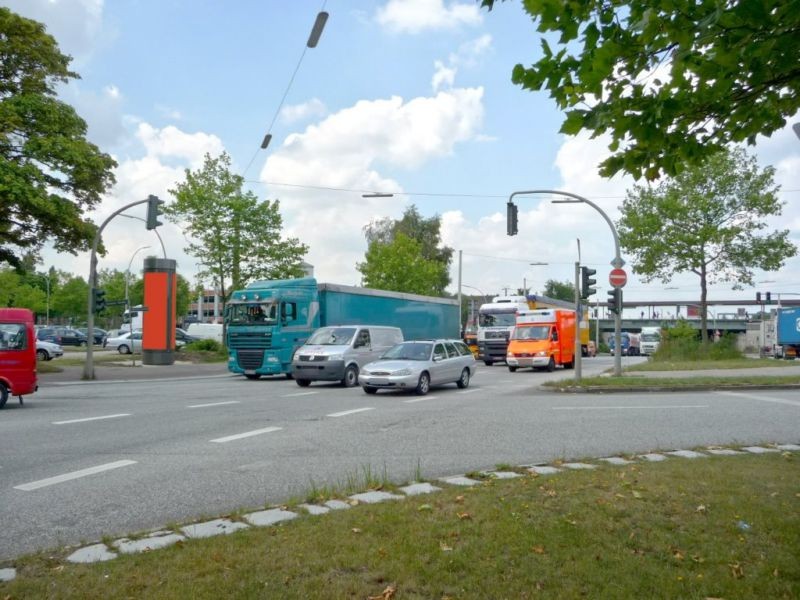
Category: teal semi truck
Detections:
[{"x1": 224, "y1": 277, "x2": 460, "y2": 379}]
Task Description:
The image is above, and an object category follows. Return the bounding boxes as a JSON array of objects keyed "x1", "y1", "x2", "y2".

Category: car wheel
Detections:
[
  {"x1": 563, "y1": 358, "x2": 574, "y2": 370},
  {"x1": 36, "y1": 349, "x2": 49, "y2": 361},
  {"x1": 546, "y1": 357, "x2": 556, "y2": 372},
  {"x1": 456, "y1": 368, "x2": 470, "y2": 389},
  {"x1": 245, "y1": 374, "x2": 261, "y2": 380},
  {"x1": 0, "y1": 383, "x2": 8, "y2": 409},
  {"x1": 296, "y1": 379, "x2": 311, "y2": 387},
  {"x1": 508, "y1": 366, "x2": 517, "y2": 373},
  {"x1": 415, "y1": 372, "x2": 430, "y2": 395},
  {"x1": 118, "y1": 344, "x2": 130, "y2": 355},
  {"x1": 363, "y1": 386, "x2": 378, "y2": 395},
  {"x1": 342, "y1": 364, "x2": 359, "y2": 388},
  {"x1": 483, "y1": 360, "x2": 493, "y2": 366}
]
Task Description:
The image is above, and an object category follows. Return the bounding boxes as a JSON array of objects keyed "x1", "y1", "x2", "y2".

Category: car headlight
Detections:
[
  {"x1": 507, "y1": 352, "x2": 515, "y2": 357},
  {"x1": 393, "y1": 368, "x2": 412, "y2": 376},
  {"x1": 535, "y1": 351, "x2": 548, "y2": 357}
]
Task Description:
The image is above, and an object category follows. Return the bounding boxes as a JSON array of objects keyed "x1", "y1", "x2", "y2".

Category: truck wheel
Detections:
[
  {"x1": 563, "y1": 358, "x2": 574, "y2": 370},
  {"x1": 342, "y1": 365, "x2": 359, "y2": 387},
  {"x1": 546, "y1": 357, "x2": 556, "y2": 372},
  {"x1": 245, "y1": 374, "x2": 261, "y2": 380},
  {"x1": 296, "y1": 379, "x2": 311, "y2": 387},
  {"x1": 508, "y1": 366, "x2": 517, "y2": 373},
  {"x1": 0, "y1": 383, "x2": 8, "y2": 409},
  {"x1": 456, "y1": 368, "x2": 470, "y2": 389},
  {"x1": 415, "y1": 372, "x2": 430, "y2": 395},
  {"x1": 363, "y1": 386, "x2": 377, "y2": 394},
  {"x1": 484, "y1": 360, "x2": 493, "y2": 366}
]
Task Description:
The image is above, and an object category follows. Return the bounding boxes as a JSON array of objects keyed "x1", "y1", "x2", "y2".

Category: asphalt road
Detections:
[{"x1": 1, "y1": 355, "x2": 798, "y2": 560}]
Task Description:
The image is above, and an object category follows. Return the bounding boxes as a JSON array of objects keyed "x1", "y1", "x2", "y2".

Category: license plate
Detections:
[{"x1": 244, "y1": 370, "x2": 255, "y2": 375}]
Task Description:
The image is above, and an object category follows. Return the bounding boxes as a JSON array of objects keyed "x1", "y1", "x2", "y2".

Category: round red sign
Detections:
[{"x1": 609, "y1": 268, "x2": 627, "y2": 288}]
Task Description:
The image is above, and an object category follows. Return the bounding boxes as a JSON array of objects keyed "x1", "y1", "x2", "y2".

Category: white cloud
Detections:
[
  {"x1": 432, "y1": 35, "x2": 492, "y2": 92},
  {"x1": 432, "y1": 60, "x2": 456, "y2": 92},
  {"x1": 280, "y1": 98, "x2": 328, "y2": 124},
  {"x1": 376, "y1": 0, "x2": 482, "y2": 34},
  {"x1": 135, "y1": 123, "x2": 224, "y2": 168}
]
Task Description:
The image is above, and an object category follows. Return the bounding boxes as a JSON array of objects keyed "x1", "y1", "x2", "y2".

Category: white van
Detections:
[
  {"x1": 291, "y1": 325, "x2": 403, "y2": 388},
  {"x1": 186, "y1": 323, "x2": 224, "y2": 343}
]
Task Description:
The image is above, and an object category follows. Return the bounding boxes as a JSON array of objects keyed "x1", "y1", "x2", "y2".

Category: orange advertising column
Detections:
[{"x1": 142, "y1": 257, "x2": 177, "y2": 365}]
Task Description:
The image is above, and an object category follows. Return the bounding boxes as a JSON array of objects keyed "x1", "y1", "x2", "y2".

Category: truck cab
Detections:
[
  {"x1": 0, "y1": 308, "x2": 38, "y2": 408},
  {"x1": 476, "y1": 296, "x2": 529, "y2": 366}
]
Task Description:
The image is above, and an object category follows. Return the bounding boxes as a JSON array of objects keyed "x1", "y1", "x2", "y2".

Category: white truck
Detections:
[
  {"x1": 639, "y1": 326, "x2": 661, "y2": 355},
  {"x1": 476, "y1": 295, "x2": 530, "y2": 365}
]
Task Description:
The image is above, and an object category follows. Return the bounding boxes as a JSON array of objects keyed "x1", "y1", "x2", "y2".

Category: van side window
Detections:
[
  {"x1": 443, "y1": 342, "x2": 458, "y2": 358},
  {"x1": 551, "y1": 328, "x2": 558, "y2": 342},
  {"x1": 355, "y1": 329, "x2": 371, "y2": 348},
  {"x1": 0, "y1": 324, "x2": 26, "y2": 350}
]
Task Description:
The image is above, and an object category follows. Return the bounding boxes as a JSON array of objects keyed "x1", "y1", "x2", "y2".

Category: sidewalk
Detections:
[{"x1": 39, "y1": 361, "x2": 232, "y2": 385}]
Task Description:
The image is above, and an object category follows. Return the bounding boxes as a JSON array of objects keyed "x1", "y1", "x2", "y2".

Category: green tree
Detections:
[
  {"x1": 50, "y1": 273, "x2": 88, "y2": 324},
  {"x1": 542, "y1": 279, "x2": 576, "y2": 303},
  {"x1": 361, "y1": 205, "x2": 453, "y2": 294},
  {"x1": 479, "y1": 0, "x2": 800, "y2": 180},
  {"x1": 618, "y1": 148, "x2": 796, "y2": 344},
  {"x1": 0, "y1": 7, "x2": 117, "y2": 269},
  {"x1": 165, "y1": 152, "x2": 308, "y2": 303},
  {"x1": 357, "y1": 233, "x2": 445, "y2": 296}
]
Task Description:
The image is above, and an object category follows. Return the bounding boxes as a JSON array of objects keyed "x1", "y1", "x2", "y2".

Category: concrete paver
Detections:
[
  {"x1": 181, "y1": 518, "x2": 249, "y2": 539},
  {"x1": 244, "y1": 508, "x2": 298, "y2": 527},
  {"x1": 66, "y1": 543, "x2": 117, "y2": 564}
]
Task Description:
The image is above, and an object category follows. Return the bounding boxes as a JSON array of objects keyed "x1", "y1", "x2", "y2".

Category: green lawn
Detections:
[
  {"x1": 626, "y1": 358, "x2": 797, "y2": 371},
  {"x1": 546, "y1": 374, "x2": 800, "y2": 389}
]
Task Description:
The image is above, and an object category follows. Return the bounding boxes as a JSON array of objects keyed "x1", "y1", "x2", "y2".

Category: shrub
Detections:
[
  {"x1": 184, "y1": 338, "x2": 221, "y2": 352},
  {"x1": 653, "y1": 319, "x2": 742, "y2": 361}
]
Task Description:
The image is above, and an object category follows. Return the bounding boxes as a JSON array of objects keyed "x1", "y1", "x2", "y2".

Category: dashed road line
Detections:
[
  {"x1": 52, "y1": 414, "x2": 131, "y2": 425},
  {"x1": 326, "y1": 407, "x2": 375, "y2": 417},
  {"x1": 553, "y1": 405, "x2": 708, "y2": 411},
  {"x1": 456, "y1": 388, "x2": 481, "y2": 395},
  {"x1": 187, "y1": 401, "x2": 240, "y2": 409},
  {"x1": 283, "y1": 392, "x2": 319, "y2": 398},
  {"x1": 210, "y1": 427, "x2": 282, "y2": 443},
  {"x1": 14, "y1": 460, "x2": 137, "y2": 491},
  {"x1": 715, "y1": 391, "x2": 800, "y2": 407},
  {"x1": 403, "y1": 396, "x2": 439, "y2": 404}
]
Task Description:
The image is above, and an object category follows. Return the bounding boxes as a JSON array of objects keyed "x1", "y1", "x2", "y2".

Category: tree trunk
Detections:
[{"x1": 700, "y1": 263, "x2": 708, "y2": 345}]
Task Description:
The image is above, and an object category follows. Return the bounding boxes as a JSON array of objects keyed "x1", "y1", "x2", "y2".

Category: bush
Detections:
[
  {"x1": 184, "y1": 338, "x2": 221, "y2": 352},
  {"x1": 653, "y1": 319, "x2": 742, "y2": 361}
]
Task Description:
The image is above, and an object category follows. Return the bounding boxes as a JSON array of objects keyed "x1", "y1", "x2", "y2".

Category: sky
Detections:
[{"x1": 9, "y1": 0, "x2": 800, "y2": 315}]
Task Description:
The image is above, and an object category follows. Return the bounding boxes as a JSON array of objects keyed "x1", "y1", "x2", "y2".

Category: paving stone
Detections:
[
  {"x1": 299, "y1": 503, "x2": 330, "y2": 515},
  {"x1": 527, "y1": 465, "x2": 561, "y2": 475},
  {"x1": 350, "y1": 491, "x2": 405, "y2": 504},
  {"x1": 599, "y1": 457, "x2": 634, "y2": 465},
  {"x1": 706, "y1": 448, "x2": 746, "y2": 456},
  {"x1": 639, "y1": 453, "x2": 668, "y2": 462},
  {"x1": 777, "y1": 443, "x2": 800, "y2": 451},
  {"x1": 485, "y1": 471, "x2": 522, "y2": 479},
  {"x1": 742, "y1": 446, "x2": 779, "y2": 454},
  {"x1": 666, "y1": 450, "x2": 707, "y2": 459},
  {"x1": 244, "y1": 508, "x2": 298, "y2": 527},
  {"x1": 66, "y1": 543, "x2": 117, "y2": 564},
  {"x1": 114, "y1": 532, "x2": 185, "y2": 554},
  {"x1": 562, "y1": 462, "x2": 597, "y2": 470},
  {"x1": 400, "y1": 482, "x2": 442, "y2": 496},
  {"x1": 439, "y1": 476, "x2": 481, "y2": 487},
  {"x1": 0, "y1": 568, "x2": 16, "y2": 582},
  {"x1": 324, "y1": 499, "x2": 351, "y2": 510},
  {"x1": 181, "y1": 518, "x2": 249, "y2": 539}
]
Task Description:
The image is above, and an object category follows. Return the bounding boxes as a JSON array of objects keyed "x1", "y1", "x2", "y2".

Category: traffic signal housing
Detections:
[
  {"x1": 766, "y1": 291, "x2": 771, "y2": 304},
  {"x1": 146, "y1": 194, "x2": 164, "y2": 230},
  {"x1": 607, "y1": 288, "x2": 621, "y2": 314},
  {"x1": 506, "y1": 201, "x2": 518, "y2": 236},
  {"x1": 92, "y1": 288, "x2": 106, "y2": 313},
  {"x1": 580, "y1": 266, "x2": 597, "y2": 299},
  {"x1": 756, "y1": 291, "x2": 762, "y2": 303}
]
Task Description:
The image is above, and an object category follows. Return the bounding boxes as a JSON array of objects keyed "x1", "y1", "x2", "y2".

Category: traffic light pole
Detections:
[
  {"x1": 83, "y1": 197, "x2": 163, "y2": 380},
  {"x1": 574, "y1": 261, "x2": 582, "y2": 383}
]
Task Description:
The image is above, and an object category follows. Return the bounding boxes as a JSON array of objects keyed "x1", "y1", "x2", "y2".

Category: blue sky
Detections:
[{"x1": 10, "y1": 0, "x2": 800, "y2": 313}]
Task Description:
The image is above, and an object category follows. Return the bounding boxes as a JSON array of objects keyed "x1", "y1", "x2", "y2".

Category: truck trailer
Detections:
[
  {"x1": 224, "y1": 277, "x2": 459, "y2": 379},
  {"x1": 775, "y1": 307, "x2": 800, "y2": 359}
]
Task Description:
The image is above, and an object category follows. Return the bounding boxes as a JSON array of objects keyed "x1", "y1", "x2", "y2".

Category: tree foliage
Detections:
[
  {"x1": 618, "y1": 147, "x2": 796, "y2": 343},
  {"x1": 165, "y1": 152, "x2": 309, "y2": 302},
  {"x1": 542, "y1": 279, "x2": 575, "y2": 302},
  {"x1": 360, "y1": 205, "x2": 453, "y2": 295},
  {"x1": 0, "y1": 7, "x2": 117, "y2": 269},
  {"x1": 479, "y1": 0, "x2": 800, "y2": 180}
]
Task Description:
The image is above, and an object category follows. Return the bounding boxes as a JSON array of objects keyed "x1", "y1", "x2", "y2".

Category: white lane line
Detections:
[
  {"x1": 326, "y1": 407, "x2": 375, "y2": 417},
  {"x1": 553, "y1": 405, "x2": 708, "y2": 411},
  {"x1": 403, "y1": 396, "x2": 439, "y2": 404},
  {"x1": 715, "y1": 391, "x2": 800, "y2": 407},
  {"x1": 210, "y1": 427, "x2": 282, "y2": 443},
  {"x1": 457, "y1": 388, "x2": 481, "y2": 395},
  {"x1": 14, "y1": 460, "x2": 137, "y2": 491},
  {"x1": 187, "y1": 401, "x2": 240, "y2": 409},
  {"x1": 52, "y1": 413, "x2": 130, "y2": 425},
  {"x1": 283, "y1": 392, "x2": 319, "y2": 398}
]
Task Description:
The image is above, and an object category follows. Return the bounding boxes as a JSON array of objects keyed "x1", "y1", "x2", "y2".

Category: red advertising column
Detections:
[{"x1": 142, "y1": 257, "x2": 177, "y2": 365}]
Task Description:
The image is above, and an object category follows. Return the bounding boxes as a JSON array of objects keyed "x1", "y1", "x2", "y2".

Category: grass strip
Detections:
[
  {"x1": 2, "y1": 454, "x2": 798, "y2": 599},
  {"x1": 545, "y1": 374, "x2": 800, "y2": 389},
  {"x1": 626, "y1": 358, "x2": 799, "y2": 372}
]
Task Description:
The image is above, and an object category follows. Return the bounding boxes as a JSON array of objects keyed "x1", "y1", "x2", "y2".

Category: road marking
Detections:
[
  {"x1": 14, "y1": 460, "x2": 137, "y2": 491},
  {"x1": 552, "y1": 405, "x2": 708, "y2": 411},
  {"x1": 326, "y1": 407, "x2": 375, "y2": 417},
  {"x1": 715, "y1": 391, "x2": 800, "y2": 407},
  {"x1": 210, "y1": 427, "x2": 282, "y2": 443},
  {"x1": 52, "y1": 413, "x2": 130, "y2": 425},
  {"x1": 456, "y1": 388, "x2": 481, "y2": 395},
  {"x1": 283, "y1": 392, "x2": 319, "y2": 398},
  {"x1": 403, "y1": 396, "x2": 439, "y2": 403},
  {"x1": 187, "y1": 401, "x2": 240, "y2": 409}
]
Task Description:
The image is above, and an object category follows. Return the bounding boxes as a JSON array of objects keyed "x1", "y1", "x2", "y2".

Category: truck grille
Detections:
[
  {"x1": 485, "y1": 330, "x2": 509, "y2": 340},
  {"x1": 237, "y1": 349, "x2": 264, "y2": 370},
  {"x1": 228, "y1": 330, "x2": 272, "y2": 349}
]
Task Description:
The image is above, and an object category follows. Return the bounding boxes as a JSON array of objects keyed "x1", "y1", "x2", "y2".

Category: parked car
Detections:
[
  {"x1": 175, "y1": 328, "x2": 200, "y2": 347},
  {"x1": 36, "y1": 327, "x2": 89, "y2": 347},
  {"x1": 76, "y1": 327, "x2": 108, "y2": 347},
  {"x1": 36, "y1": 340, "x2": 64, "y2": 361},
  {"x1": 359, "y1": 339, "x2": 477, "y2": 395},
  {"x1": 106, "y1": 331, "x2": 142, "y2": 354}
]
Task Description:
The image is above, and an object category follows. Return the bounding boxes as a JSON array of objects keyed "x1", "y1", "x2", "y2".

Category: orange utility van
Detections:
[
  {"x1": 506, "y1": 308, "x2": 576, "y2": 372},
  {"x1": 0, "y1": 308, "x2": 38, "y2": 408}
]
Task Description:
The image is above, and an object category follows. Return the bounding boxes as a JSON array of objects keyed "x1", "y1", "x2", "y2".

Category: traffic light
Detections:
[
  {"x1": 756, "y1": 291, "x2": 762, "y2": 303},
  {"x1": 607, "y1": 288, "x2": 621, "y2": 314},
  {"x1": 145, "y1": 194, "x2": 164, "y2": 230},
  {"x1": 92, "y1": 288, "x2": 106, "y2": 313},
  {"x1": 766, "y1": 291, "x2": 771, "y2": 304},
  {"x1": 580, "y1": 266, "x2": 597, "y2": 299},
  {"x1": 506, "y1": 201, "x2": 518, "y2": 236}
]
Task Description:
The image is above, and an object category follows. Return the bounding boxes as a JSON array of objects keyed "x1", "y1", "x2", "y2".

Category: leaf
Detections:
[
  {"x1": 631, "y1": 490, "x2": 643, "y2": 499},
  {"x1": 531, "y1": 545, "x2": 546, "y2": 554},
  {"x1": 440, "y1": 542, "x2": 453, "y2": 552},
  {"x1": 457, "y1": 512, "x2": 472, "y2": 520},
  {"x1": 455, "y1": 495, "x2": 465, "y2": 503},
  {"x1": 696, "y1": 504, "x2": 707, "y2": 513},
  {"x1": 418, "y1": 504, "x2": 432, "y2": 512},
  {"x1": 367, "y1": 585, "x2": 396, "y2": 600},
  {"x1": 351, "y1": 528, "x2": 362, "y2": 534},
  {"x1": 729, "y1": 562, "x2": 745, "y2": 579}
]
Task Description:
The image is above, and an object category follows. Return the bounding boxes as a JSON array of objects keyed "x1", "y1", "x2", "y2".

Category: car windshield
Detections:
[
  {"x1": 512, "y1": 325, "x2": 551, "y2": 341},
  {"x1": 479, "y1": 312, "x2": 517, "y2": 327},
  {"x1": 307, "y1": 327, "x2": 356, "y2": 345},
  {"x1": 380, "y1": 342, "x2": 433, "y2": 361},
  {"x1": 641, "y1": 333, "x2": 660, "y2": 342},
  {"x1": 225, "y1": 302, "x2": 278, "y2": 325}
]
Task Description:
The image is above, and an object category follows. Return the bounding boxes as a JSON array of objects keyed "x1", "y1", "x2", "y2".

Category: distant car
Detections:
[
  {"x1": 36, "y1": 327, "x2": 89, "y2": 347},
  {"x1": 175, "y1": 328, "x2": 200, "y2": 347},
  {"x1": 106, "y1": 331, "x2": 142, "y2": 354},
  {"x1": 76, "y1": 327, "x2": 108, "y2": 347},
  {"x1": 36, "y1": 339, "x2": 63, "y2": 361},
  {"x1": 359, "y1": 339, "x2": 477, "y2": 395}
]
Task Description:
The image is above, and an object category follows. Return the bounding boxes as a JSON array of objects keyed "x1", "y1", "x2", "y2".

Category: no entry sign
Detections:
[{"x1": 609, "y1": 268, "x2": 627, "y2": 288}]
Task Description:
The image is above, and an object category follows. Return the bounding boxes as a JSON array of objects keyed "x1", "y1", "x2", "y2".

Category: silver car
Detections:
[
  {"x1": 107, "y1": 331, "x2": 143, "y2": 354},
  {"x1": 359, "y1": 340, "x2": 477, "y2": 395},
  {"x1": 36, "y1": 340, "x2": 63, "y2": 361}
]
